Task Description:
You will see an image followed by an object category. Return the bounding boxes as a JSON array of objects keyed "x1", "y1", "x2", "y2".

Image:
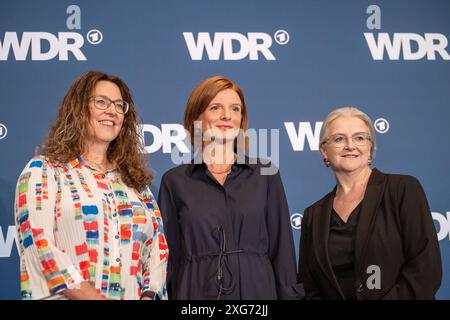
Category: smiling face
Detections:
[
  {"x1": 197, "y1": 88, "x2": 243, "y2": 143},
  {"x1": 320, "y1": 116, "x2": 373, "y2": 173},
  {"x1": 86, "y1": 80, "x2": 125, "y2": 148}
]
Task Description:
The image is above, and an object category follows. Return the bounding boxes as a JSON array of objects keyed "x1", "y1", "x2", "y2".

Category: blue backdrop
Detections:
[{"x1": 1, "y1": 0, "x2": 449, "y2": 299}]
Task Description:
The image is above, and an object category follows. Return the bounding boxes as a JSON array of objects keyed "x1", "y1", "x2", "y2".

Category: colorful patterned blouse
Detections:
[{"x1": 14, "y1": 156, "x2": 168, "y2": 300}]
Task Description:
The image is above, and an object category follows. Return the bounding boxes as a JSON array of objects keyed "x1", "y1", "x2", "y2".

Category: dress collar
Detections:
[
  {"x1": 70, "y1": 156, "x2": 118, "y2": 174},
  {"x1": 188, "y1": 155, "x2": 254, "y2": 176}
]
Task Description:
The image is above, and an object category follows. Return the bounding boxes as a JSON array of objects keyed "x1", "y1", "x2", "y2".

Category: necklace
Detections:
[
  {"x1": 208, "y1": 166, "x2": 232, "y2": 175},
  {"x1": 82, "y1": 156, "x2": 112, "y2": 171},
  {"x1": 207, "y1": 153, "x2": 237, "y2": 175}
]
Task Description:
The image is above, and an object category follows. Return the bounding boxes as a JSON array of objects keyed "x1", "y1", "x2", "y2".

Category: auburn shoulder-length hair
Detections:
[
  {"x1": 40, "y1": 71, "x2": 152, "y2": 191},
  {"x1": 183, "y1": 75, "x2": 249, "y2": 150}
]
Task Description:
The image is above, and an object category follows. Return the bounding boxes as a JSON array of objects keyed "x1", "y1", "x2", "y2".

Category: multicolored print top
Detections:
[{"x1": 14, "y1": 156, "x2": 168, "y2": 300}]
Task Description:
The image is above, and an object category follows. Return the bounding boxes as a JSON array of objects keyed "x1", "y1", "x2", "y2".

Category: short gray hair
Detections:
[{"x1": 319, "y1": 107, "x2": 377, "y2": 159}]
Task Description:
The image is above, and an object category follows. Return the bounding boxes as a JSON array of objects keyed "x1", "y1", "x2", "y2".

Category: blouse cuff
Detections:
[
  {"x1": 277, "y1": 282, "x2": 305, "y2": 300},
  {"x1": 51, "y1": 264, "x2": 85, "y2": 294},
  {"x1": 140, "y1": 290, "x2": 160, "y2": 300}
]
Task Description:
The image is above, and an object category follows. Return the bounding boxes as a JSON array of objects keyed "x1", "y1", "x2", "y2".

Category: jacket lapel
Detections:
[
  {"x1": 312, "y1": 187, "x2": 345, "y2": 298},
  {"x1": 354, "y1": 168, "x2": 387, "y2": 275}
]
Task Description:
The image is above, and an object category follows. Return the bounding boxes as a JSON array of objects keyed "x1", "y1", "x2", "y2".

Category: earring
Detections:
[
  {"x1": 368, "y1": 155, "x2": 372, "y2": 165},
  {"x1": 323, "y1": 158, "x2": 331, "y2": 167}
]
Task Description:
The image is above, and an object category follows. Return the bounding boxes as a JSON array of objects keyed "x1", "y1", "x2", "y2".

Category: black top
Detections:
[
  {"x1": 298, "y1": 168, "x2": 442, "y2": 300},
  {"x1": 157, "y1": 158, "x2": 301, "y2": 300},
  {"x1": 328, "y1": 203, "x2": 362, "y2": 300}
]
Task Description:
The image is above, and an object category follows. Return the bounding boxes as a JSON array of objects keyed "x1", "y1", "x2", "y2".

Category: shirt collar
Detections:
[
  {"x1": 66, "y1": 157, "x2": 82, "y2": 170},
  {"x1": 188, "y1": 155, "x2": 254, "y2": 176},
  {"x1": 70, "y1": 156, "x2": 118, "y2": 174}
]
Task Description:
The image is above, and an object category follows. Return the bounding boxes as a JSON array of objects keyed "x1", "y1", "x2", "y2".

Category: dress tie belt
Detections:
[{"x1": 184, "y1": 226, "x2": 267, "y2": 300}]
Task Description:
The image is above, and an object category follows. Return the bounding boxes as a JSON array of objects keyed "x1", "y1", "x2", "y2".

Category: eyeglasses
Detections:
[
  {"x1": 324, "y1": 133, "x2": 371, "y2": 148},
  {"x1": 89, "y1": 95, "x2": 129, "y2": 114}
]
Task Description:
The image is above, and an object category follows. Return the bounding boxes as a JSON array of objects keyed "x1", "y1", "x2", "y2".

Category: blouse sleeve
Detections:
[
  {"x1": 14, "y1": 156, "x2": 84, "y2": 300},
  {"x1": 382, "y1": 176, "x2": 442, "y2": 299},
  {"x1": 298, "y1": 208, "x2": 322, "y2": 299},
  {"x1": 157, "y1": 173, "x2": 182, "y2": 299},
  {"x1": 266, "y1": 169, "x2": 304, "y2": 299},
  {"x1": 140, "y1": 187, "x2": 169, "y2": 300}
]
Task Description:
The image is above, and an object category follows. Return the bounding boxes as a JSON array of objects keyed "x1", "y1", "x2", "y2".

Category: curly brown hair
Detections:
[{"x1": 39, "y1": 71, "x2": 152, "y2": 191}]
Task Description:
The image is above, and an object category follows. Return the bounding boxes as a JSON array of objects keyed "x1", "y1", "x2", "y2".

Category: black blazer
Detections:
[{"x1": 298, "y1": 168, "x2": 442, "y2": 299}]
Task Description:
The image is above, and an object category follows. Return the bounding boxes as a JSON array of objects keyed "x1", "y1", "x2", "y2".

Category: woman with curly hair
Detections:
[{"x1": 14, "y1": 71, "x2": 168, "y2": 300}]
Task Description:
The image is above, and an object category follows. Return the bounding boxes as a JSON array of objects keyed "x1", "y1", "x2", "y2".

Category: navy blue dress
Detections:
[{"x1": 158, "y1": 158, "x2": 301, "y2": 300}]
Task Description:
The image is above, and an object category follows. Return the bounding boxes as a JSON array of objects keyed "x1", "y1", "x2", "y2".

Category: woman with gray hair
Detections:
[{"x1": 298, "y1": 106, "x2": 442, "y2": 299}]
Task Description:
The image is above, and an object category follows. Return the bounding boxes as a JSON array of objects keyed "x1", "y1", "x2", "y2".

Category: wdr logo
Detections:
[
  {"x1": 364, "y1": 33, "x2": 450, "y2": 61},
  {"x1": 183, "y1": 30, "x2": 290, "y2": 61},
  {"x1": 0, "y1": 5, "x2": 102, "y2": 61},
  {"x1": 284, "y1": 121, "x2": 322, "y2": 151},
  {"x1": 0, "y1": 32, "x2": 87, "y2": 61},
  {"x1": 0, "y1": 226, "x2": 19, "y2": 258},
  {"x1": 364, "y1": 5, "x2": 450, "y2": 61}
]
